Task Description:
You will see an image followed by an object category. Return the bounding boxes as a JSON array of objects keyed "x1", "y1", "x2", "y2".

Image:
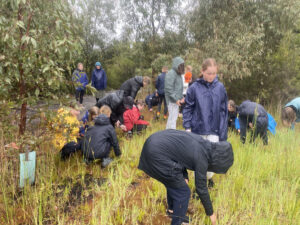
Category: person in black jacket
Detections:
[
  {"x1": 120, "y1": 76, "x2": 151, "y2": 99},
  {"x1": 138, "y1": 130, "x2": 234, "y2": 225},
  {"x1": 238, "y1": 100, "x2": 268, "y2": 145},
  {"x1": 228, "y1": 100, "x2": 237, "y2": 131},
  {"x1": 81, "y1": 107, "x2": 121, "y2": 168},
  {"x1": 96, "y1": 90, "x2": 130, "y2": 131}
]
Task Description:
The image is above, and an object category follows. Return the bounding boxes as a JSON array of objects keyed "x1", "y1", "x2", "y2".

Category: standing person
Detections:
[
  {"x1": 120, "y1": 76, "x2": 151, "y2": 100},
  {"x1": 183, "y1": 58, "x2": 228, "y2": 187},
  {"x1": 72, "y1": 63, "x2": 88, "y2": 105},
  {"x1": 155, "y1": 66, "x2": 168, "y2": 119},
  {"x1": 179, "y1": 65, "x2": 192, "y2": 116},
  {"x1": 91, "y1": 62, "x2": 107, "y2": 102},
  {"x1": 138, "y1": 130, "x2": 234, "y2": 225},
  {"x1": 165, "y1": 57, "x2": 185, "y2": 129},
  {"x1": 282, "y1": 97, "x2": 300, "y2": 129},
  {"x1": 238, "y1": 100, "x2": 269, "y2": 145}
]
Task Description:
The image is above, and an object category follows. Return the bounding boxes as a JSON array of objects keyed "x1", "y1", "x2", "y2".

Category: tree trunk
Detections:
[{"x1": 18, "y1": 64, "x2": 27, "y2": 136}]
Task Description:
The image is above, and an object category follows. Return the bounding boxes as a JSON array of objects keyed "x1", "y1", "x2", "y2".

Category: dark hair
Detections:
[{"x1": 123, "y1": 96, "x2": 134, "y2": 109}]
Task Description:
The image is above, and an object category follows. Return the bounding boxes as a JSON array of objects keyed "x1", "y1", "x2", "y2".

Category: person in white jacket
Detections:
[{"x1": 179, "y1": 65, "x2": 193, "y2": 117}]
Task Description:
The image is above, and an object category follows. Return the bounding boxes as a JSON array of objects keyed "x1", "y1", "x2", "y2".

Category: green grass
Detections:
[{"x1": 0, "y1": 114, "x2": 299, "y2": 225}]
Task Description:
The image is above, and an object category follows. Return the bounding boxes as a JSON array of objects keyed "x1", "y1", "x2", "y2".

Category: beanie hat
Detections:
[{"x1": 95, "y1": 62, "x2": 101, "y2": 67}]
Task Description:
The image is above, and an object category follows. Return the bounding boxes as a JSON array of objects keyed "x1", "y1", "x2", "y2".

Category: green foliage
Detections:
[{"x1": 0, "y1": 0, "x2": 81, "y2": 102}]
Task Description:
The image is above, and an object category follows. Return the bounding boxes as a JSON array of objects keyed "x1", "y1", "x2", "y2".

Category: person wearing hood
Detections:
[
  {"x1": 155, "y1": 66, "x2": 169, "y2": 119},
  {"x1": 81, "y1": 105, "x2": 121, "y2": 168},
  {"x1": 282, "y1": 97, "x2": 300, "y2": 129},
  {"x1": 120, "y1": 76, "x2": 151, "y2": 100},
  {"x1": 138, "y1": 129, "x2": 234, "y2": 225},
  {"x1": 72, "y1": 63, "x2": 89, "y2": 105},
  {"x1": 164, "y1": 57, "x2": 185, "y2": 129},
  {"x1": 96, "y1": 90, "x2": 129, "y2": 131},
  {"x1": 237, "y1": 100, "x2": 269, "y2": 145},
  {"x1": 91, "y1": 62, "x2": 107, "y2": 102},
  {"x1": 183, "y1": 58, "x2": 228, "y2": 187}
]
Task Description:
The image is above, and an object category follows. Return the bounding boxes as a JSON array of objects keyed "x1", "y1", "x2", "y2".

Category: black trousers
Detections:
[
  {"x1": 166, "y1": 184, "x2": 191, "y2": 225},
  {"x1": 158, "y1": 94, "x2": 168, "y2": 116},
  {"x1": 75, "y1": 89, "x2": 85, "y2": 104}
]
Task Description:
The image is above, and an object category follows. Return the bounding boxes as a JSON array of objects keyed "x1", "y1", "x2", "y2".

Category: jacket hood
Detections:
[
  {"x1": 94, "y1": 114, "x2": 111, "y2": 126},
  {"x1": 172, "y1": 57, "x2": 184, "y2": 74},
  {"x1": 207, "y1": 141, "x2": 234, "y2": 174},
  {"x1": 134, "y1": 76, "x2": 144, "y2": 86}
]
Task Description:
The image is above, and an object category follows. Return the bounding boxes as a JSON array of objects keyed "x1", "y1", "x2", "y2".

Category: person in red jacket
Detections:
[{"x1": 123, "y1": 99, "x2": 149, "y2": 135}]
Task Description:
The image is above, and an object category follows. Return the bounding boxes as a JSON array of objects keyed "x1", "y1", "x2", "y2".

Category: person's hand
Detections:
[
  {"x1": 238, "y1": 129, "x2": 240, "y2": 133},
  {"x1": 249, "y1": 122, "x2": 253, "y2": 129},
  {"x1": 185, "y1": 179, "x2": 189, "y2": 184},
  {"x1": 149, "y1": 108, "x2": 153, "y2": 112},
  {"x1": 115, "y1": 120, "x2": 121, "y2": 127},
  {"x1": 176, "y1": 100, "x2": 181, "y2": 106},
  {"x1": 186, "y1": 129, "x2": 191, "y2": 132},
  {"x1": 210, "y1": 213, "x2": 216, "y2": 225},
  {"x1": 155, "y1": 92, "x2": 159, "y2": 97},
  {"x1": 180, "y1": 98, "x2": 185, "y2": 104},
  {"x1": 120, "y1": 124, "x2": 127, "y2": 131}
]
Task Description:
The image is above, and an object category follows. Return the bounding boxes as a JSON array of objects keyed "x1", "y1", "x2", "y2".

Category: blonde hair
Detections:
[
  {"x1": 228, "y1": 100, "x2": 236, "y2": 111},
  {"x1": 186, "y1": 65, "x2": 193, "y2": 72},
  {"x1": 281, "y1": 107, "x2": 296, "y2": 125},
  {"x1": 88, "y1": 106, "x2": 99, "y2": 121},
  {"x1": 143, "y1": 76, "x2": 151, "y2": 85},
  {"x1": 162, "y1": 66, "x2": 168, "y2": 72},
  {"x1": 136, "y1": 99, "x2": 145, "y2": 106},
  {"x1": 99, "y1": 105, "x2": 112, "y2": 117},
  {"x1": 202, "y1": 58, "x2": 217, "y2": 71}
]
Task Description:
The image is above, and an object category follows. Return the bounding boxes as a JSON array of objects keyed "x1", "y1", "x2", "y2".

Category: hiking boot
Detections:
[
  {"x1": 101, "y1": 157, "x2": 113, "y2": 168},
  {"x1": 208, "y1": 179, "x2": 214, "y2": 188}
]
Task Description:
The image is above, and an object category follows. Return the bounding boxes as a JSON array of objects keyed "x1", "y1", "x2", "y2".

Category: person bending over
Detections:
[{"x1": 138, "y1": 129, "x2": 234, "y2": 225}]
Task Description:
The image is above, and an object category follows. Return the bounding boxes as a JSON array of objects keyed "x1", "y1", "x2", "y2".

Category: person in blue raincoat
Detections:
[
  {"x1": 235, "y1": 113, "x2": 277, "y2": 135},
  {"x1": 235, "y1": 100, "x2": 270, "y2": 145},
  {"x1": 183, "y1": 58, "x2": 228, "y2": 188},
  {"x1": 145, "y1": 91, "x2": 160, "y2": 111},
  {"x1": 282, "y1": 97, "x2": 300, "y2": 129},
  {"x1": 91, "y1": 62, "x2": 107, "y2": 102},
  {"x1": 72, "y1": 63, "x2": 89, "y2": 105}
]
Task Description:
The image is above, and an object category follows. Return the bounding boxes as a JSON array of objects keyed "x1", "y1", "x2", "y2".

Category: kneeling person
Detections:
[
  {"x1": 82, "y1": 105, "x2": 121, "y2": 167},
  {"x1": 138, "y1": 130, "x2": 234, "y2": 225}
]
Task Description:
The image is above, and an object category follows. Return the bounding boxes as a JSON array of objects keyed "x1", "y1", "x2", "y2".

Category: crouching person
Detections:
[
  {"x1": 138, "y1": 130, "x2": 234, "y2": 225},
  {"x1": 82, "y1": 105, "x2": 121, "y2": 167},
  {"x1": 238, "y1": 100, "x2": 269, "y2": 145},
  {"x1": 123, "y1": 99, "x2": 149, "y2": 135}
]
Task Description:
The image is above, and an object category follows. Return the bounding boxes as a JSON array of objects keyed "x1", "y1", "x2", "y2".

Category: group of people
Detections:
[
  {"x1": 59, "y1": 57, "x2": 300, "y2": 225},
  {"x1": 72, "y1": 62, "x2": 107, "y2": 105}
]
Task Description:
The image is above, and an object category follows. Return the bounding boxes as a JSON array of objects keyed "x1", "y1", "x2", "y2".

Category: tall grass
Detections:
[{"x1": 0, "y1": 111, "x2": 299, "y2": 224}]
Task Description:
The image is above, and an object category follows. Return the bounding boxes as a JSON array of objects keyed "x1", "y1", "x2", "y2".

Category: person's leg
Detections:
[
  {"x1": 166, "y1": 188, "x2": 174, "y2": 213},
  {"x1": 75, "y1": 90, "x2": 80, "y2": 102},
  {"x1": 201, "y1": 135, "x2": 219, "y2": 186},
  {"x1": 163, "y1": 96, "x2": 168, "y2": 116},
  {"x1": 166, "y1": 103, "x2": 179, "y2": 129},
  {"x1": 157, "y1": 96, "x2": 163, "y2": 114},
  {"x1": 79, "y1": 90, "x2": 85, "y2": 104},
  {"x1": 167, "y1": 184, "x2": 191, "y2": 225}
]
